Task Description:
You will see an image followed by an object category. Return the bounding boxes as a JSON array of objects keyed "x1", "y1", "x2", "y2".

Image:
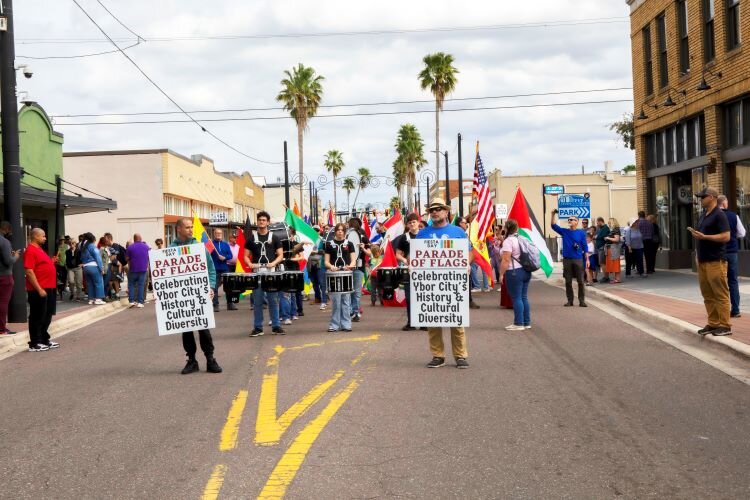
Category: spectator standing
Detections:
[
  {"x1": 0, "y1": 221, "x2": 20, "y2": 335},
  {"x1": 647, "y1": 214, "x2": 662, "y2": 268},
  {"x1": 307, "y1": 232, "x2": 324, "y2": 304},
  {"x1": 585, "y1": 233, "x2": 597, "y2": 285},
  {"x1": 689, "y1": 187, "x2": 731, "y2": 336},
  {"x1": 227, "y1": 232, "x2": 240, "y2": 270},
  {"x1": 154, "y1": 238, "x2": 164, "y2": 250},
  {"x1": 347, "y1": 218, "x2": 371, "y2": 322},
  {"x1": 24, "y1": 228, "x2": 60, "y2": 352},
  {"x1": 603, "y1": 218, "x2": 622, "y2": 283},
  {"x1": 639, "y1": 211, "x2": 657, "y2": 274},
  {"x1": 210, "y1": 228, "x2": 235, "y2": 312},
  {"x1": 550, "y1": 210, "x2": 589, "y2": 307},
  {"x1": 594, "y1": 217, "x2": 610, "y2": 283},
  {"x1": 625, "y1": 219, "x2": 646, "y2": 278},
  {"x1": 55, "y1": 238, "x2": 68, "y2": 299},
  {"x1": 80, "y1": 233, "x2": 105, "y2": 305},
  {"x1": 367, "y1": 244, "x2": 383, "y2": 305},
  {"x1": 498, "y1": 219, "x2": 531, "y2": 331},
  {"x1": 65, "y1": 236, "x2": 83, "y2": 301},
  {"x1": 125, "y1": 233, "x2": 150, "y2": 308},
  {"x1": 718, "y1": 194, "x2": 745, "y2": 318},
  {"x1": 315, "y1": 235, "x2": 329, "y2": 310},
  {"x1": 98, "y1": 237, "x2": 111, "y2": 299},
  {"x1": 490, "y1": 231, "x2": 503, "y2": 287}
]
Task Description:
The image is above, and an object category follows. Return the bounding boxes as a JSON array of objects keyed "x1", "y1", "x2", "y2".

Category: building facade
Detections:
[
  {"x1": 220, "y1": 171, "x2": 265, "y2": 224},
  {"x1": 259, "y1": 181, "x2": 310, "y2": 223},
  {"x1": 628, "y1": 0, "x2": 750, "y2": 270}
]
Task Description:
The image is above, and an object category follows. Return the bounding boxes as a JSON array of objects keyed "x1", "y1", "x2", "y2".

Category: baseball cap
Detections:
[{"x1": 695, "y1": 186, "x2": 719, "y2": 198}]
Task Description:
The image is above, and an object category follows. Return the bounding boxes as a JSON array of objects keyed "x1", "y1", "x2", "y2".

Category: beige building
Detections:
[
  {"x1": 258, "y1": 180, "x2": 310, "y2": 223},
  {"x1": 487, "y1": 168, "x2": 637, "y2": 236},
  {"x1": 220, "y1": 171, "x2": 265, "y2": 225},
  {"x1": 63, "y1": 150, "x2": 234, "y2": 245}
]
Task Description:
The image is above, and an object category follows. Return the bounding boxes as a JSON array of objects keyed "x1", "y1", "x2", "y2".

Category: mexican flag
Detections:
[
  {"x1": 284, "y1": 208, "x2": 321, "y2": 265},
  {"x1": 507, "y1": 187, "x2": 554, "y2": 277}
]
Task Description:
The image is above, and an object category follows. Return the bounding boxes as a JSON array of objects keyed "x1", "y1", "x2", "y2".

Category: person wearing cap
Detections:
[
  {"x1": 551, "y1": 210, "x2": 589, "y2": 307},
  {"x1": 717, "y1": 194, "x2": 745, "y2": 318},
  {"x1": 689, "y1": 187, "x2": 732, "y2": 336},
  {"x1": 416, "y1": 198, "x2": 471, "y2": 369}
]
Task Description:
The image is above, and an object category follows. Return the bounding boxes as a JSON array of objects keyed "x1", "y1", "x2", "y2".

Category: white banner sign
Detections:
[
  {"x1": 210, "y1": 212, "x2": 228, "y2": 224},
  {"x1": 149, "y1": 243, "x2": 215, "y2": 336},
  {"x1": 409, "y1": 238, "x2": 470, "y2": 327},
  {"x1": 495, "y1": 203, "x2": 508, "y2": 220}
]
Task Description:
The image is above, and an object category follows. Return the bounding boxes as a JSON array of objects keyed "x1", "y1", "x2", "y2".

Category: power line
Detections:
[
  {"x1": 16, "y1": 16, "x2": 629, "y2": 45},
  {"x1": 20, "y1": 170, "x2": 86, "y2": 197},
  {"x1": 49, "y1": 87, "x2": 633, "y2": 118},
  {"x1": 95, "y1": 0, "x2": 146, "y2": 41},
  {"x1": 54, "y1": 99, "x2": 634, "y2": 126},
  {"x1": 18, "y1": 40, "x2": 140, "y2": 60},
  {"x1": 69, "y1": 0, "x2": 283, "y2": 165},
  {"x1": 61, "y1": 177, "x2": 112, "y2": 200}
]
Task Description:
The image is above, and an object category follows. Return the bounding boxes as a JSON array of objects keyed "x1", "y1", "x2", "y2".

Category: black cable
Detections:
[
  {"x1": 18, "y1": 40, "x2": 140, "y2": 60},
  {"x1": 20, "y1": 169, "x2": 57, "y2": 188},
  {"x1": 54, "y1": 99, "x2": 634, "y2": 126},
  {"x1": 95, "y1": 0, "x2": 146, "y2": 41},
  {"x1": 49, "y1": 87, "x2": 633, "y2": 118},
  {"x1": 20, "y1": 179, "x2": 45, "y2": 192},
  {"x1": 60, "y1": 177, "x2": 112, "y2": 200},
  {"x1": 21, "y1": 169, "x2": 87, "y2": 197},
  {"x1": 69, "y1": 0, "x2": 283, "y2": 165}
]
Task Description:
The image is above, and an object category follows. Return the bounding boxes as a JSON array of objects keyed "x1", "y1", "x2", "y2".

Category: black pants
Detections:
[
  {"x1": 643, "y1": 239, "x2": 657, "y2": 273},
  {"x1": 182, "y1": 329, "x2": 214, "y2": 359},
  {"x1": 404, "y1": 282, "x2": 411, "y2": 326},
  {"x1": 562, "y1": 258, "x2": 585, "y2": 304},
  {"x1": 28, "y1": 289, "x2": 56, "y2": 347},
  {"x1": 213, "y1": 270, "x2": 230, "y2": 307},
  {"x1": 623, "y1": 244, "x2": 633, "y2": 275}
]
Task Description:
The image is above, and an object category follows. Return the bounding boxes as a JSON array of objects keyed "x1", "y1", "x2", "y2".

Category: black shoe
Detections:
[
  {"x1": 2, "y1": 329, "x2": 16, "y2": 335},
  {"x1": 352, "y1": 314, "x2": 361, "y2": 322},
  {"x1": 206, "y1": 357, "x2": 223, "y2": 373},
  {"x1": 711, "y1": 327, "x2": 732, "y2": 336},
  {"x1": 298, "y1": 311, "x2": 304, "y2": 317},
  {"x1": 213, "y1": 305, "x2": 220, "y2": 313},
  {"x1": 469, "y1": 301, "x2": 480, "y2": 310},
  {"x1": 402, "y1": 324, "x2": 416, "y2": 331},
  {"x1": 419, "y1": 327, "x2": 428, "y2": 331},
  {"x1": 455, "y1": 357, "x2": 469, "y2": 369},
  {"x1": 592, "y1": 278, "x2": 598, "y2": 283},
  {"x1": 272, "y1": 327, "x2": 285, "y2": 335},
  {"x1": 731, "y1": 312, "x2": 742, "y2": 318},
  {"x1": 697, "y1": 325, "x2": 716, "y2": 335},
  {"x1": 579, "y1": 302, "x2": 587, "y2": 307},
  {"x1": 249, "y1": 328, "x2": 264, "y2": 337},
  {"x1": 564, "y1": 302, "x2": 574, "y2": 307},
  {"x1": 426, "y1": 357, "x2": 445, "y2": 368},
  {"x1": 227, "y1": 303, "x2": 238, "y2": 311},
  {"x1": 181, "y1": 358, "x2": 199, "y2": 374}
]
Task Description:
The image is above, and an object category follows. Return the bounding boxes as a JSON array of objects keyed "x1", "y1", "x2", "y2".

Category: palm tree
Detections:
[
  {"x1": 418, "y1": 52, "x2": 458, "y2": 187},
  {"x1": 276, "y1": 63, "x2": 325, "y2": 208},
  {"x1": 324, "y1": 149, "x2": 345, "y2": 216},
  {"x1": 392, "y1": 158, "x2": 406, "y2": 208},
  {"x1": 394, "y1": 123, "x2": 427, "y2": 211},
  {"x1": 342, "y1": 177, "x2": 356, "y2": 214},
  {"x1": 351, "y1": 167, "x2": 373, "y2": 210}
]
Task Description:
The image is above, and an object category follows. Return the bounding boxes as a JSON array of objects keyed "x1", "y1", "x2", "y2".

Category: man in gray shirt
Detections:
[{"x1": 0, "y1": 221, "x2": 20, "y2": 334}]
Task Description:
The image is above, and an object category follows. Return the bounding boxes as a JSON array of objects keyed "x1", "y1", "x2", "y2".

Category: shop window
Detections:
[
  {"x1": 726, "y1": 0, "x2": 741, "y2": 51},
  {"x1": 726, "y1": 100, "x2": 742, "y2": 148},
  {"x1": 652, "y1": 175, "x2": 671, "y2": 249},
  {"x1": 666, "y1": 128, "x2": 675, "y2": 165},
  {"x1": 676, "y1": 123, "x2": 686, "y2": 162},
  {"x1": 657, "y1": 14, "x2": 669, "y2": 88},
  {"x1": 656, "y1": 132, "x2": 665, "y2": 167},
  {"x1": 703, "y1": 0, "x2": 716, "y2": 62},
  {"x1": 646, "y1": 135, "x2": 656, "y2": 167},
  {"x1": 643, "y1": 25, "x2": 654, "y2": 95},
  {"x1": 730, "y1": 161, "x2": 750, "y2": 249},
  {"x1": 677, "y1": 0, "x2": 690, "y2": 74}
]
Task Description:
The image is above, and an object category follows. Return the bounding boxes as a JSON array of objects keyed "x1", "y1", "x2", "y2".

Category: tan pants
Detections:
[
  {"x1": 427, "y1": 327, "x2": 467, "y2": 359},
  {"x1": 698, "y1": 261, "x2": 731, "y2": 329}
]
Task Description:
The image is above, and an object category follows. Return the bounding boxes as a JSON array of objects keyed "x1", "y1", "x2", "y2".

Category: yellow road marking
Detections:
[
  {"x1": 201, "y1": 464, "x2": 227, "y2": 500},
  {"x1": 351, "y1": 350, "x2": 367, "y2": 366},
  {"x1": 219, "y1": 390, "x2": 248, "y2": 451},
  {"x1": 257, "y1": 379, "x2": 361, "y2": 499},
  {"x1": 286, "y1": 334, "x2": 380, "y2": 351}
]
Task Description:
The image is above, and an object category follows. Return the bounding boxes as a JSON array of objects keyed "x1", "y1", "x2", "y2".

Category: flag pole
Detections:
[{"x1": 457, "y1": 133, "x2": 464, "y2": 218}]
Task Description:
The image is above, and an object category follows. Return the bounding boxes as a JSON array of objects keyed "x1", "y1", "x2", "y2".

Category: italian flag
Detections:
[
  {"x1": 284, "y1": 208, "x2": 321, "y2": 266},
  {"x1": 507, "y1": 187, "x2": 554, "y2": 277}
]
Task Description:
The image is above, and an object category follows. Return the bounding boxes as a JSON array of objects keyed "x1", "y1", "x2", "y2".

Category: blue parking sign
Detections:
[{"x1": 557, "y1": 194, "x2": 591, "y2": 219}]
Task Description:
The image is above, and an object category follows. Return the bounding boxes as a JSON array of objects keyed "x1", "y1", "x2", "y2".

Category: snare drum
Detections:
[
  {"x1": 394, "y1": 267, "x2": 409, "y2": 285},
  {"x1": 241, "y1": 273, "x2": 260, "y2": 290},
  {"x1": 259, "y1": 271, "x2": 283, "y2": 292},
  {"x1": 222, "y1": 272, "x2": 246, "y2": 293},
  {"x1": 281, "y1": 271, "x2": 305, "y2": 292},
  {"x1": 326, "y1": 270, "x2": 354, "y2": 294},
  {"x1": 377, "y1": 267, "x2": 400, "y2": 290}
]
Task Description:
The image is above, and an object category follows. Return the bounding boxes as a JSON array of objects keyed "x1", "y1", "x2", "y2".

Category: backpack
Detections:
[{"x1": 512, "y1": 235, "x2": 541, "y2": 273}]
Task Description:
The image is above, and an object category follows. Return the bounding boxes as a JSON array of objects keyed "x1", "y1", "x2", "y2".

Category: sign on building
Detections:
[
  {"x1": 544, "y1": 184, "x2": 565, "y2": 195},
  {"x1": 409, "y1": 238, "x2": 470, "y2": 327},
  {"x1": 149, "y1": 243, "x2": 215, "y2": 336},
  {"x1": 209, "y1": 212, "x2": 228, "y2": 225},
  {"x1": 495, "y1": 203, "x2": 508, "y2": 220},
  {"x1": 557, "y1": 194, "x2": 591, "y2": 219}
]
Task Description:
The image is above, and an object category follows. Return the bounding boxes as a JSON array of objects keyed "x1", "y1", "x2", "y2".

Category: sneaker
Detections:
[
  {"x1": 320, "y1": 303, "x2": 327, "y2": 310},
  {"x1": 564, "y1": 302, "x2": 574, "y2": 307},
  {"x1": 524, "y1": 325, "x2": 532, "y2": 330},
  {"x1": 268, "y1": 320, "x2": 272, "y2": 326},
  {"x1": 505, "y1": 324, "x2": 525, "y2": 331},
  {"x1": 272, "y1": 327, "x2": 285, "y2": 335},
  {"x1": 292, "y1": 315, "x2": 299, "y2": 321},
  {"x1": 402, "y1": 324, "x2": 416, "y2": 331},
  {"x1": 697, "y1": 325, "x2": 715, "y2": 335},
  {"x1": 482, "y1": 288, "x2": 492, "y2": 293},
  {"x1": 93, "y1": 299, "x2": 106, "y2": 305},
  {"x1": 136, "y1": 303, "x2": 144, "y2": 308},
  {"x1": 128, "y1": 302, "x2": 137, "y2": 308},
  {"x1": 46, "y1": 340, "x2": 60, "y2": 349},
  {"x1": 283, "y1": 319, "x2": 292, "y2": 325},
  {"x1": 206, "y1": 357, "x2": 223, "y2": 373},
  {"x1": 731, "y1": 312, "x2": 742, "y2": 318},
  {"x1": 227, "y1": 303, "x2": 238, "y2": 311},
  {"x1": 342, "y1": 328, "x2": 352, "y2": 332},
  {"x1": 579, "y1": 302, "x2": 588, "y2": 307},
  {"x1": 711, "y1": 327, "x2": 732, "y2": 336},
  {"x1": 181, "y1": 358, "x2": 199, "y2": 374},
  {"x1": 352, "y1": 314, "x2": 361, "y2": 322},
  {"x1": 88, "y1": 300, "x2": 94, "y2": 305},
  {"x1": 28, "y1": 344, "x2": 49, "y2": 352},
  {"x1": 249, "y1": 328, "x2": 264, "y2": 337},
  {"x1": 471, "y1": 288, "x2": 481, "y2": 293},
  {"x1": 213, "y1": 305, "x2": 220, "y2": 313},
  {"x1": 327, "y1": 327, "x2": 338, "y2": 333},
  {"x1": 455, "y1": 357, "x2": 469, "y2": 369},
  {"x1": 426, "y1": 356, "x2": 445, "y2": 368}
]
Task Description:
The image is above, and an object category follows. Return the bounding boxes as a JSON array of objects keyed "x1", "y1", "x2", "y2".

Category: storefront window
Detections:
[
  {"x1": 730, "y1": 161, "x2": 750, "y2": 250},
  {"x1": 692, "y1": 167, "x2": 706, "y2": 229},
  {"x1": 652, "y1": 176, "x2": 671, "y2": 249}
]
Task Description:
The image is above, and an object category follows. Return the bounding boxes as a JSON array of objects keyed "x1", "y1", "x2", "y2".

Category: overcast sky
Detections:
[{"x1": 15, "y1": 0, "x2": 635, "y2": 208}]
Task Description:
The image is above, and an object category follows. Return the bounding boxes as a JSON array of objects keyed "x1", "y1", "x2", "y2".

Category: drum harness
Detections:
[
  {"x1": 330, "y1": 240, "x2": 348, "y2": 270},
  {"x1": 253, "y1": 232, "x2": 274, "y2": 271}
]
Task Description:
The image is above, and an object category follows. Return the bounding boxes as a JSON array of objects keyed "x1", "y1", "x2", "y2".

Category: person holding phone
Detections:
[
  {"x1": 551, "y1": 209, "x2": 589, "y2": 307},
  {"x1": 0, "y1": 221, "x2": 20, "y2": 335}
]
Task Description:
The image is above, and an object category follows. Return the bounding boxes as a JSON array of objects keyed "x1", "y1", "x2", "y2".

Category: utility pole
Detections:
[
  {"x1": 283, "y1": 141, "x2": 290, "y2": 208},
  {"x1": 426, "y1": 178, "x2": 431, "y2": 209},
  {"x1": 457, "y1": 133, "x2": 464, "y2": 218},
  {"x1": 443, "y1": 151, "x2": 450, "y2": 207},
  {"x1": 54, "y1": 175, "x2": 62, "y2": 245},
  {"x1": 1, "y1": 0, "x2": 26, "y2": 323},
  {"x1": 308, "y1": 181, "x2": 313, "y2": 222}
]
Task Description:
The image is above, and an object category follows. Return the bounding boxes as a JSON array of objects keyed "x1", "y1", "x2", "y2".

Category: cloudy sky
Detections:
[{"x1": 15, "y1": 0, "x2": 635, "y2": 208}]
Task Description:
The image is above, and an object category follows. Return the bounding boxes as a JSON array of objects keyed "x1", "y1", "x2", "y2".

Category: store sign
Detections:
[
  {"x1": 544, "y1": 184, "x2": 565, "y2": 195},
  {"x1": 557, "y1": 194, "x2": 591, "y2": 219},
  {"x1": 495, "y1": 203, "x2": 508, "y2": 220},
  {"x1": 209, "y1": 212, "x2": 228, "y2": 224}
]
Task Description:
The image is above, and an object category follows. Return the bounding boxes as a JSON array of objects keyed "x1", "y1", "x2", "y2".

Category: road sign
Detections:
[
  {"x1": 544, "y1": 184, "x2": 565, "y2": 195},
  {"x1": 557, "y1": 194, "x2": 591, "y2": 219},
  {"x1": 495, "y1": 203, "x2": 508, "y2": 220}
]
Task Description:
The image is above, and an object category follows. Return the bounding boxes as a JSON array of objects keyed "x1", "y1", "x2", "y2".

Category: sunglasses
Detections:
[
  {"x1": 568, "y1": 219, "x2": 578, "y2": 223},
  {"x1": 429, "y1": 207, "x2": 444, "y2": 213}
]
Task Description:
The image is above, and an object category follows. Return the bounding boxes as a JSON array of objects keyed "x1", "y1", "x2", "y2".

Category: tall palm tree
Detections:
[
  {"x1": 351, "y1": 167, "x2": 373, "y2": 210},
  {"x1": 342, "y1": 177, "x2": 356, "y2": 213},
  {"x1": 276, "y1": 63, "x2": 325, "y2": 208},
  {"x1": 394, "y1": 123, "x2": 427, "y2": 211},
  {"x1": 392, "y1": 158, "x2": 406, "y2": 208},
  {"x1": 324, "y1": 149, "x2": 345, "y2": 216},
  {"x1": 418, "y1": 52, "x2": 458, "y2": 188}
]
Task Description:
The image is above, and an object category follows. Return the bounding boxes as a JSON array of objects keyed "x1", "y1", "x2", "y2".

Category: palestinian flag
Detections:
[{"x1": 507, "y1": 187, "x2": 554, "y2": 277}]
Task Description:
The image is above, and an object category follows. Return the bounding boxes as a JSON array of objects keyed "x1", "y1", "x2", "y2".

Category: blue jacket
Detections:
[
  {"x1": 723, "y1": 209, "x2": 740, "y2": 254},
  {"x1": 80, "y1": 242, "x2": 103, "y2": 270},
  {"x1": 211, "y1": 239, "x2": 234, "y2": 272},
  {"x1": 551, "y1": 223, "x2": 587, "y2": 259},
  {"x1": 169, "y1": 237, "x2": 216, "y2": 288}
]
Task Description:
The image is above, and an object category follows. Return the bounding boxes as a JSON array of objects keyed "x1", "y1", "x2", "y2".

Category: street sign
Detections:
[
  {"x1": 544, "y1": 184, "x2": 565, "y2": 196},
  {"x1": 495, "y1": 203, "x2": 508, "y2": 220},
  {"x1": 557, "y1": 194, "x2": 591, "y2": 219}
]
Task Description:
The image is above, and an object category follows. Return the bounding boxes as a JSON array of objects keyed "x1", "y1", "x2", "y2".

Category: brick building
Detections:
[{"x1": 627, "y1": 0, "x2": 750, "y2": 271}]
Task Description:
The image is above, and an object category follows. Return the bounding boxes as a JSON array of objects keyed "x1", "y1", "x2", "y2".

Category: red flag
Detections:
[
  {"x1": 234, "y1": 229, "x2": 249, "y2": 272},
  {"x1": 369, "y1": 239, "x2": 406, "y2": 307},
  {"x1": 362, "y1": 213, "x2": 371, "y2": 240}
]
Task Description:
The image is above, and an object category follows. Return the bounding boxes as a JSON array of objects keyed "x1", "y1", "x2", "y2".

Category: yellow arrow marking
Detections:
[
  {"x1": 257, "y1": 379, "x2": 360, "y2": 499},
  {"x1": 219, "y1": 390, "x2": 248, "y2": 451},
  {"x1": 201, "y1": 464, "x2": 227, "y2": 500}
]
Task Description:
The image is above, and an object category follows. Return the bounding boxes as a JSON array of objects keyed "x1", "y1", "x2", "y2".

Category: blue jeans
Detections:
[
  {"x1": 83, "y1": 265, "x2": 104, "y2": 299},
  {"x1": 471, "y1": 263, "x2": 489, "y2": 289},
  {"x1": 350, "y1": 269, "x2": 364, "y2": 316},
  {"x1": 128, "y1": 271, "x2": 147, "y2": 304},
  {"x1": 631, "y1": 248, "x2": 644, "y2": 275},
  {"x1": 727, "y1": 253, "x2": 740, "y2": 316},
  {"x1": 213, "y1": 269, "x2": 229, "y2": 307},
  {"x1": 280, "y1": 292, "x2": 298, "y2": 320},
  {"x1": 253, "y1": 289, "x2": 280, "y2": 329},
  {"x1": 317, "y1": 267, "x2": 328, "y2": 303},
  {"x1": 330, "y1": 292, "x2": 352, "y2": 331},
  {"x1": 505, "y1": 268, "x2": 531, "y2": 326},
  {"x1": 470, "y1": 263, "x2": 479, "y2": 288}
]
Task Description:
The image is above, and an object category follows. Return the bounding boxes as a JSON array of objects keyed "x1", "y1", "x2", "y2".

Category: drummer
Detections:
[
  {"x1": 324, "y1": 223, "x2": 356, "y2": 333},
  {"x1": 347, "y1": 218, "x2": 371, "y2": 322},
  {"x1": 395, "y1": 213, "x2": 421, "y2": 331},
  {"x1": 243, "y1": 211, "x2": 284, "y2": 337}
]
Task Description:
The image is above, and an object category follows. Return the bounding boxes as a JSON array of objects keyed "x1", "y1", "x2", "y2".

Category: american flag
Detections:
[{"x1": 472, "y1": 150, "x2": 495, "y2": 240}]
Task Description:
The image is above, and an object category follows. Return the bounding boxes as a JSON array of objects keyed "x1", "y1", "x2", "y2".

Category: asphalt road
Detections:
[{"x1": 1, "y1": 282, "x2": 749, "y2": 499}]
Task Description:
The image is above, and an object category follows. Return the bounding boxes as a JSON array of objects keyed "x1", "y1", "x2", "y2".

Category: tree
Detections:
[
  {"x1": 392, "y1": 158, "x2": 406, "y2": 208},
  {"x1": 276, "y1": 63, "x2": 325, "y2": 208},
  {"x1": 623, "y1": 164, "x2": 636, "y2": 173},
  {"x1": 418, "y1": 52, "x2": 458, "y2": 187},
  {"x1": 351, "y1": 167, "x2": 373, "y2": 210},
  {"x1": 389, "y1": 196, "x2": 401, "y2": 213},
  {"x1": 342, "y1": 177, "x2": 356, "y2": 213},
  {"x1": 394, "y1": 123, "x2": 427, "y2": 211},
  {"x1": 324, "y1": 149, "x2": 345, "y2": 216},
  {"x1": 609, "y1": 112, "x2": 635, "y2": 150}
]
